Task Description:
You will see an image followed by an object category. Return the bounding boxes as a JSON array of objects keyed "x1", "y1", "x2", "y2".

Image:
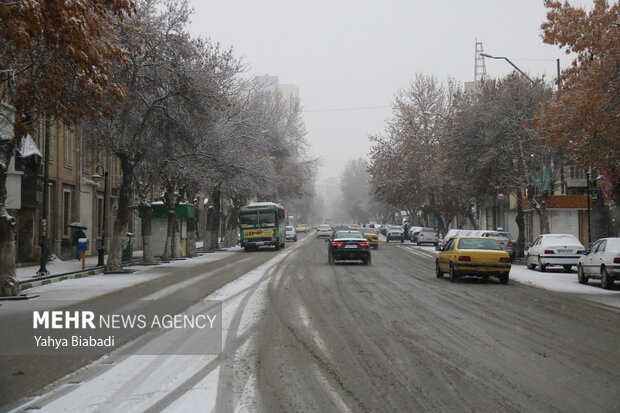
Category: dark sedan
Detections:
[{"x1": 327, "y1": 230, "x2": 371, "y2": 265}]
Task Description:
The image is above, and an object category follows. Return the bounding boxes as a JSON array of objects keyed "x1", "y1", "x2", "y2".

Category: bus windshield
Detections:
[
  {"x1": 259, "y1": 212, "x2": 276, "y2": 227},
  {"x1": 240, "y1": 214, "x2": 259, "y2": 228}
]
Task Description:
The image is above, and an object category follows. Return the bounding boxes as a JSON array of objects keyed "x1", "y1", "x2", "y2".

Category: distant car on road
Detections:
[
  {"x1": 352, "y1": 227, "x2": 379, "y2": 249},
  {"x1": 435, "y1": 236, "x2": 511, "y2": 283},
  {"x1": 285, "y1": 226, "x2": 297, "y2": 242},
  {"x1": 577, "y1": 237, "x2": 620, "y2": 289},
  {"x1": 417, "y1": 227, "x2": 440, "y2": 246},
  {"x1": 327, "y1": 230, "x2": 371, "y2": 265},
  {"x1": 316, "y1": 224, "x2": 333, "y2": 238},
  {"x1": 408, "y1": 226, "x2": 423, "y2": 242},
  {"x1": 386, "y1": 226, "x2": 405, "y2": 242},
  {"x1": 480, "y1": 231, "x2": 516, "y2": 260},
  {"x1": 295, "y1": 224, "x2": 309, "y2": 233},
  {"x1": 525, "y1": 234, "x2": 586, "y2": 272}
]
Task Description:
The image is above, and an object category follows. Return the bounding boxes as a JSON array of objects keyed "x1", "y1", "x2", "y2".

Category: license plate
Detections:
[
  {"x1": 558, "y1": 249, "x2": 571, "y2": 253},
  {"x1": 344, "y1": 245, "x2": 357, "y2": 249}
]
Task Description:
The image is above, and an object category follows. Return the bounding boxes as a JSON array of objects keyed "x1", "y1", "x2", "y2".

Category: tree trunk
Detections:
[
  {"x1": 515, "y1": 188, "x2": 526, "y2": 258},
  {"x1": 171, "y1": 213, "x2": 181, "y2": 258},
  {"x1": 223, "y1": 206, "x2": 238, "y2": 247},
  {"x1": 0, "y1": 135, "x2": 18, "y2": 296},
  {"x1": 534, "y1": 195, "x2": 550, "y2": 234},
  {"x1": 140, "y1": 205, "x2": 154, "y2": 265},
  {"x1": 106, "y1": 156, "x2": 133, "y2": 272},
  {"x1": 205, "y1": 187, "x2": 221, "y2": 251},
  {"x1": 162, "y1": 210, "x2": 173, "y2": 261},
  {"x1": 186, "y1": 214, "x2": 197, "y2": 257}
]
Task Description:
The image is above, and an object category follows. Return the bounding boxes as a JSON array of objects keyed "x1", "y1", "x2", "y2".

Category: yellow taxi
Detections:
[
  {"x1": 435, "y1": 236, "x2": 511, "y2": 284},
  {"x1": 295, "y1": 224, "x2": 309, "y2": 233},
  {"x1": 351, "y1": 227, "x2": 379, "y2": 249}
]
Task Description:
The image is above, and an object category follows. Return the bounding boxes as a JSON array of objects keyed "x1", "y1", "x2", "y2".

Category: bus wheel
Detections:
[
  {"x1": 274, "y1": 243, "x2": 280, "y2": 251},
  {"x1": 244, "y1": 246, "x2": 252, "y2": 252}
]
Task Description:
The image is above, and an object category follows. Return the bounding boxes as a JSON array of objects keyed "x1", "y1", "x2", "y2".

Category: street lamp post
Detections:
[
  {"x1": 93, "y1": 166, "x2": 108, "y2": 267},
  {"x1": 36, "y1": 115, "x2": 52, "y2": 277},
  {"x1": 480, "y1": 53, "x2": 535, "y2": 84}
]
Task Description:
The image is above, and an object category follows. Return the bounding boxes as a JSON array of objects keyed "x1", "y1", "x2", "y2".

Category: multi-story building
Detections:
[{"x1": 8, "y1": 116, "x2": 136, "y2": 264}]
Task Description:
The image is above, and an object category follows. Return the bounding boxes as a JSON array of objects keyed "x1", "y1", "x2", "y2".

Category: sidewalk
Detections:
[{"x1": 10, "y1": 244, "x2": 242, "y2": 301}]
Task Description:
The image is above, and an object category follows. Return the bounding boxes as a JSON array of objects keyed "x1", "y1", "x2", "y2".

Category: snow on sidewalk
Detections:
[
  {"x1": 7, "y1": 250, "x2": 238, "y2": 305},
  {"x1": 408, "y1": 245, "x2": 620, "y2": 309}
]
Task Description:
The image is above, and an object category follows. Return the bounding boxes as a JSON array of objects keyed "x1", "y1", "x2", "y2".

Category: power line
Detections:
[{"x1": 304, "y1": 105, "x2": 390, "y2": 113}]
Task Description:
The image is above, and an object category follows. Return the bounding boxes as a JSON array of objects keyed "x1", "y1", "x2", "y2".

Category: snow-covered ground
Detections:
[
  {"x1": 6, "y1": 249, "x2": 240, "y2": 307},
  {"x1": 8, "y1": 236, "x2": 311, "y2": 413}
]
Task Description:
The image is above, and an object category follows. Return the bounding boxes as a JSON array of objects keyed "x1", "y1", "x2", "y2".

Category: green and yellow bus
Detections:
[{"x1": 239, "y1": 202, "x2": 286, "y2": 252}]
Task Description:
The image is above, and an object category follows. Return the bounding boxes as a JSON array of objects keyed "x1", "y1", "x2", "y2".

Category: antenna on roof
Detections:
[{"x1": 474, "y1": 39, "x2": 487, "y2": 82}]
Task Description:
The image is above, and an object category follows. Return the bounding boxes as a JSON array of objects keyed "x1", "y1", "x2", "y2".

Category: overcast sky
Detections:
[{"x1": 188, "y1": 0, "x2": 588, "y2": 181}]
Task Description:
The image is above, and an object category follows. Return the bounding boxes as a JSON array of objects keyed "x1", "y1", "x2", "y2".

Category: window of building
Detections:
[
  {"x1": 64, "y1": 126, "x2": 73, "y2": 167},
  {"x1": 62, "y1": 188, "x2": 72, "y2": 237}
]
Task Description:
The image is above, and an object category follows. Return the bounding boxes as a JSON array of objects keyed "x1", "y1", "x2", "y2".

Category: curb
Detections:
[
  {"x1": 17, "y1": 246, "x2": 212, "y2": 292},
  {"x1": 19, "y1": 267, "x2": 105, "y2": 291}
]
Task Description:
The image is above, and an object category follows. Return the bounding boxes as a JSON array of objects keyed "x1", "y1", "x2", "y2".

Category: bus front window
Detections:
[
  {"x1": 240, "y1": 214, "x2": 258, "y2": 228},
  {"x1": 259, "y1": 212, "x2": 276, "y2": 227}
]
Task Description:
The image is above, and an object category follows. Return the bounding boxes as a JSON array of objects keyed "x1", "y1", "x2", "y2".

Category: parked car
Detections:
[
  {"x1": 525, "y1": 234, "x2": 586, "y2": 272},
  {"x1": 285, "y1": 226, "x2": 297, "y2": 242},
  {"x1": 480, "y1": 230, "x2": 516, "y2": 260},
  {"x1": 409, "y1": 226, "x2": 423, "y2": 242},
  {"x1": 327, "y1": 230, "x2": 371, "y2": 265},
  {"x1": 316, "y1": 224, "x2": 333, "y2": 238},
  {"x1": 577, "y1": 237, "x2": 620, "y2": 289},
  {"x1": 442, "y1": 229, "x2": 468, "y2": 244},
  {"x1": 357, "y1": 227, "x2": 379, "y2": 249},
  {"x1": 435, "y1": 236, "x2": 511, "y2": 283},
  {"x1": 386, "y1": 226, "x2": 405, "y2": 242},
  {"x1": 417, "y1": 227, "x2": 440, "y2": 246}
]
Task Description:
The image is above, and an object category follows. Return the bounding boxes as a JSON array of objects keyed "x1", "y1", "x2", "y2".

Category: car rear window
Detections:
[
  {"x1": 541, "y1": 235, "x2": 580, "y2": 244},
  {"x1": 335, "y1": 231, "x2": 364, "y2": 239},
  {"x1": 319, "y1": 225, "x2": 331, "y2": 230},
  {"x1": 286, "y1": 226, "x2": 294, "y2": 230},
  {"x1": 457, "y1": 238, "x2": 503, "y2": 250}
]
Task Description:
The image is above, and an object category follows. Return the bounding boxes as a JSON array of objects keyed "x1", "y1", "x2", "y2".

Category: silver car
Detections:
[{"x1": 481, "y1": 231, "x2": 516, "y2": 259}]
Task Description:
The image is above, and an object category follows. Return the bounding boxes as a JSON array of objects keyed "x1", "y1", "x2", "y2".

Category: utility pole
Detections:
[{"x1": 36, "y1": 115, "x2": 51, "y2": 277}]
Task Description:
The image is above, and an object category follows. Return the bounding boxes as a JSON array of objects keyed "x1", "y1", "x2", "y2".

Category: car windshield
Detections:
[
  {"x1": 286, "y1": 226, "x2": 294, "y2": 230},
  {"x1": 360, "y1": 229, "x2": 376, "y2": 234},
  {"x1": 457, "y1": 238, "x2": 503, "y2": 250},
  {"x1": 334, "y1": 231, "x2": 364, "y2": 239}
]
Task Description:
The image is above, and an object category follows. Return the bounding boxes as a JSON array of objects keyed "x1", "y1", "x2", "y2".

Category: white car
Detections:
[
  {"x1": 417, "y1": 227, "x2": 440, "y2": 246},
  {"x1": 285, "y1": 226, "x2": 297, "y2": 242},
  {"x1": 386, "y1": 226, "x2": 405, "y2": 242},
  {"x1": 316, "y1": 224, "x2": 333, "y2": 238},
  {"x1": 526, "y1": 234, "x2": 586, "y2": 272},
  {"x1": 577, "y1": 237, "x2": 620, "y2": 289}
]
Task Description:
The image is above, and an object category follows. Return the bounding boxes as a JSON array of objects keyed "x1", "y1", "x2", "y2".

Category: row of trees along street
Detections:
[
  {"x1": 0, "y1": 0, "x2": 316, "y2": 296},
  {"x1": 369, "y1": 0, "x2": 619, "y2": 257}
]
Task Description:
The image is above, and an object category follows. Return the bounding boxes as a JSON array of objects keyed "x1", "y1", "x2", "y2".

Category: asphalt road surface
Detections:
[
  {"x1": 4, "y1": 236, "x2": 620, "y2": 412},
  {"x1": 254, "y1": 238, "x2": 620, "y2": 413}
]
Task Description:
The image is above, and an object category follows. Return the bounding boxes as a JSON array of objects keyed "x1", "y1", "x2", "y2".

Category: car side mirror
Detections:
[
  {"x1": 525, "y1": 243, "x2": 532, "y2": 249},
  {"x1": 324, "y1": 239, "x2": 330, "y2": 242},
  {"x1": 435, "y1": 246, "x2": 442, "y2": 251}
]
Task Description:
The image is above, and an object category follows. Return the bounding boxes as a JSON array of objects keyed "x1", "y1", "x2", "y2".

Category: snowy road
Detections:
[{"x1": 4, "y1": 236, "x2": 620, "y2": 412}]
